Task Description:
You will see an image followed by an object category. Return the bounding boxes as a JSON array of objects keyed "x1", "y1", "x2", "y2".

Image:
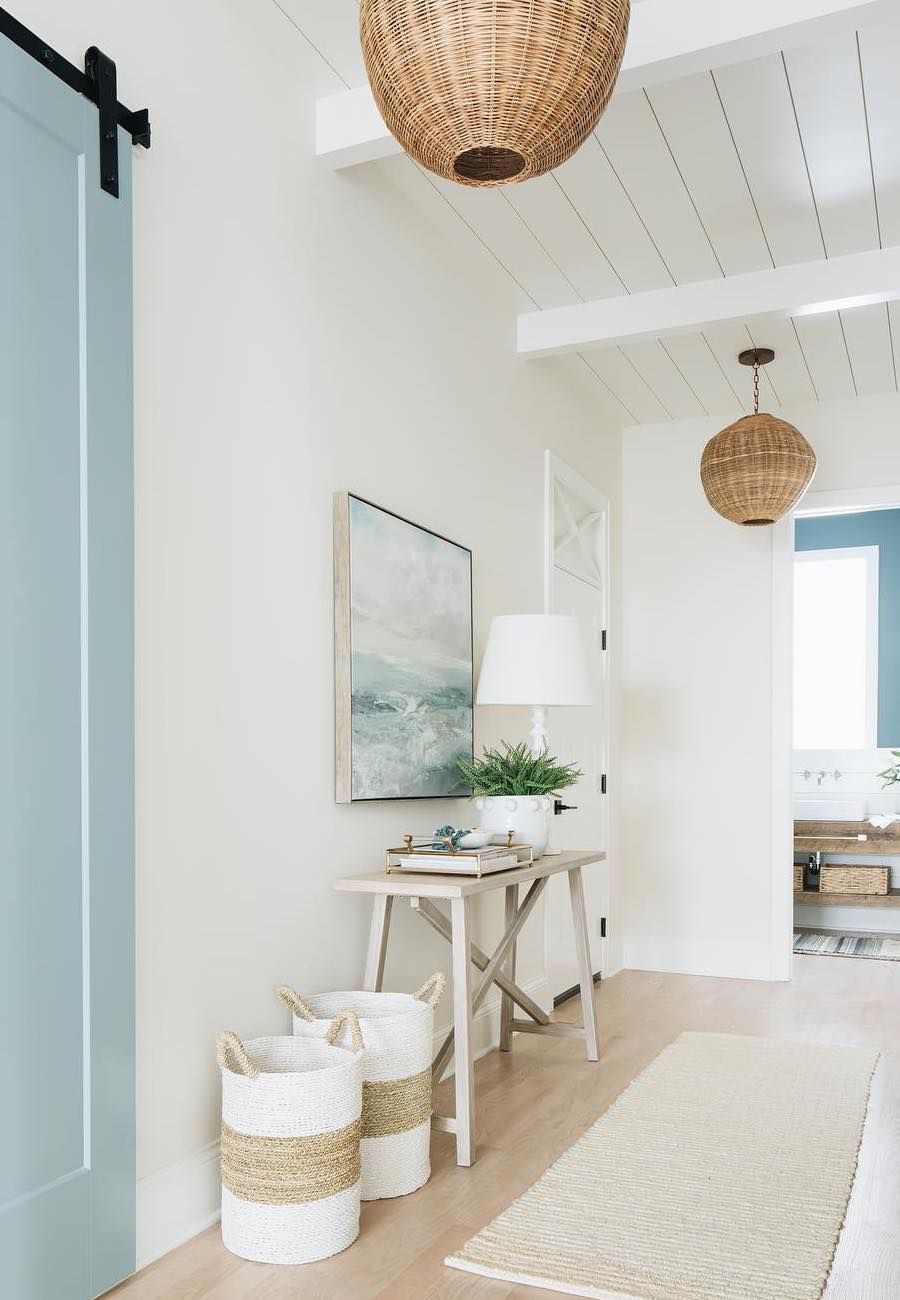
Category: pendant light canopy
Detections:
[
  {"x1": 359, "y1": 0, "x2": 631, "y2": 188},
  {"x1": 700, "y1": 349, "x2": 817, "y2": 527}
]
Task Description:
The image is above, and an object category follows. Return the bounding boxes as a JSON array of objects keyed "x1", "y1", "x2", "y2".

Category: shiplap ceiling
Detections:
[{"x1": 276, "y1": 0, "x2": 900, "y2": 427}]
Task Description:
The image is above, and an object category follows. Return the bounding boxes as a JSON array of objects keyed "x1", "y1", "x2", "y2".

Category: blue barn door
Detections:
[{"x1": 0, "y1": 24, "x2": 135, "y2": 1300}]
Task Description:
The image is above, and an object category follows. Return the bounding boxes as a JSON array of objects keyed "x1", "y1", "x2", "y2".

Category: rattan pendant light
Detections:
[
  {"x1": 359, "y1": 0, "x2": 631, "y2": 187},
  {"x1": 700, "y1": 348, "x2": 817, "y2": 527}
]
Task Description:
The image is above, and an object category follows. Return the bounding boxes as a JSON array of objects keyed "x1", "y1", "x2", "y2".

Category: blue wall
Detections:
[{"x1": 796, "y1": 509, "x2": 900, "y2": 747}]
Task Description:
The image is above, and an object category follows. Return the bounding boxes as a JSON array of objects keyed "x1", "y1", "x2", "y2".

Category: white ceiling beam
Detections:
[
  {"x1": 618, "y1": 0, "x2": 890, "y2": 92},
  {"x1": 517, "y1": 245, "x2": 900, "y2": 357},
  {"x1": 315, "y1": 0, "x2": 892, "y2": 170}
]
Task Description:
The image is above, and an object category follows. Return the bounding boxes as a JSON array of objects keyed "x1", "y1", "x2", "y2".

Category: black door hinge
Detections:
[
  {"x1": 601, "y1": 629, "x2": 607, "y2": 651},
  {"x1": 600, "y1": 773, "x2": 607, "y2": 795},
  {"x1": 600, "y1": 917, "x2": 607, "y2": 938}
]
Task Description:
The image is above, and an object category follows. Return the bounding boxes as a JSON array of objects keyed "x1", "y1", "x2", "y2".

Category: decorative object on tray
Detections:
[
  {"x1": 430, "y1": 825, "x2": 493, "y2": 850},
  {"x1": 457, "y1": 830, "x2": 491, "y2": 849},
  {"x1": 385, "y1": 832, "x2": 533, "y2": 876},
  {"x1": 456, "y1": 741, "x2": 581, "y2": 859},
  {"x1": 334, "y1": 493, "x2": 473, "y2": 803},
  {"x1": 216, "y1": 1014, "x2": 365, "y2": 1265},
  {"x1": 278, "y1": 974, "x2": 445, "y2": 1201},
  {"x1": 820, "y1": 864, "x2": 890, "y2": 896}
]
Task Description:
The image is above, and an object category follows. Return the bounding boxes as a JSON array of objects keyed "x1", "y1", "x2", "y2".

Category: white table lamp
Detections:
[{"x1": 475, "y1": 614, "x2": 594, "y2": 754}]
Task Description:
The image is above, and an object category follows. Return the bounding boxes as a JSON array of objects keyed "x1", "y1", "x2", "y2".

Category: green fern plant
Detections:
[
  {"x1": 878, "y1": 750, "x2": 900, "y2": 787},
  {"x1": 457, "y1": 741, "x2": 581, "y2": 797}
]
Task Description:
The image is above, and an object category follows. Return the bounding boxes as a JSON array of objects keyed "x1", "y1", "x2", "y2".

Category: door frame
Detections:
[
  {"x1": 543, "y1": 450, "x2": 613, "y2": 982},
  {"x1": 771, "y1": 482, "x2": 900, "y2": 982}
]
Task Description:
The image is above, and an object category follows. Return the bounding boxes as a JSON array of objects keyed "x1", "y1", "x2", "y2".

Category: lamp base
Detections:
[{"x1": 529, "y1": 705, "x2": 549, "y2": 757}]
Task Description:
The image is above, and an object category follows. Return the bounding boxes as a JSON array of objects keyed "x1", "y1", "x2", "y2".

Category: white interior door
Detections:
[{"x1": 544, "y1": 453, "x2": 610, "y2": 1001}]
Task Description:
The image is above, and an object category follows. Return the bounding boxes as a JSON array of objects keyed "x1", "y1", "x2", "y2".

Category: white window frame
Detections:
[{"x1": 794, "y1": 544, "x2": 880, "y2": 752}]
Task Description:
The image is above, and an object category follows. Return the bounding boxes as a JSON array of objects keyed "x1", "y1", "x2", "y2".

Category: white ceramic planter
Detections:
[{"x1": 475, "y1": 795, "x2": 553, "y2": 858}]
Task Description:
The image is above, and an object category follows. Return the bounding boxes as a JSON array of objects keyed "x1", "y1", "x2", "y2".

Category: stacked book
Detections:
[{"x1": 385, "y1": 841, "x2": 533, "y2": 877}]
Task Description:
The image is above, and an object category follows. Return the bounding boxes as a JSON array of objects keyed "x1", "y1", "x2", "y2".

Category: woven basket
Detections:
[
  {"x1": 700, "y1": 414, "x2": 817, "y2": 526},
  {"x1": 794, "y1": 863, "x2": 803, "y2": 892},
  {"x1": 359, "y1": 0, "x2": 630, "y2": 187},
  {"x1": 278, "y1": 973, "x2": 445, "y2": 1200},
  {"x1": 216, "y1": 1011, "x2": 365, "y2": 1265},
  {"x1": 820, "y1": 865, "x2": 890, "y2": 896}
]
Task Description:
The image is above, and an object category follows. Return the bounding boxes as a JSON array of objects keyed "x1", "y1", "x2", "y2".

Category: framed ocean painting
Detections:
[{"x1": 334, "y1": 493, "x2": 474, "y2": 802}]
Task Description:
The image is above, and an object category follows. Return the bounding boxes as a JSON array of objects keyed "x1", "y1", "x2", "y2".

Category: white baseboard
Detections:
[
  {"x1": 604, "y1": 936, "x2": 625, "y2": 979},
  {"x1": 136, "y1": 1139, "x2": 222, "y2": 1269},
  {"x1": 622, "y1": 937, "x2": 777, "y2": 982},
  {"x1": 135, "y1": 973, "x2": 552, "y2": 1271}
]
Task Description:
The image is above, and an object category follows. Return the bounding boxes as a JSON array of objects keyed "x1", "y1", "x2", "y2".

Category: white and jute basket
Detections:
[
  {"x1": 278, "y1": 972, "x2": 445, "y2": 1201},
  {"x1": 216, "y1": 1010, "x2": 365, "y2": 1265}
]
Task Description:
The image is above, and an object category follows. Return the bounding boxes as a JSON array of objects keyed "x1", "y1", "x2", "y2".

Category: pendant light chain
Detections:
[{"x1": 753, "y1": 359, "x2": 760, "y2": 416}]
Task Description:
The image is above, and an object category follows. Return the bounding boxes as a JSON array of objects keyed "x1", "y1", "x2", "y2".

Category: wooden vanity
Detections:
[{"x1": 794, "y1": 819, "x2": 900, "y2": 906}]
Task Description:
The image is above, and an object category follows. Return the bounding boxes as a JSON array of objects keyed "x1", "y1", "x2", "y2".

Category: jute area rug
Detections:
[
  {"x1": 794, "y1": 929, "x2": 900, "y2": 961},
  {"x1": 446, "y1": 1032, "x2": 877, "y2": 1300}
]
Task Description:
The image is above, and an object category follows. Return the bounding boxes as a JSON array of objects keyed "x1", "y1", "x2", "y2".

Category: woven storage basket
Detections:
[
  {"x1": 820, "y1": 864, "x2": 890, "y2": 896},
  {"x1": 216, "y1": 1011, "x2": 365, "y2": 1265},
  {"x1": 278, "y1": 973, "x2": 445, "y2": 1200},
  {"x1": 794, "y1": 863, "x2": 804, "y2": 892}
]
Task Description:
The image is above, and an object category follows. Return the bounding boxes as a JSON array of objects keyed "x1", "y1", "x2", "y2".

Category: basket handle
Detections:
[
  {"x1": 276, "y1": 985, "x2": 316, "y2": 1022},
  {"x1": 413, "y1": 971, "x2": 446, "y2": 1008},
  {"x1": 216, "y1": 1031, "x2": 260, "y2": 1079},
  {"x1": 325, "y1": 1009, "x2": 364, "y2": 1052}
]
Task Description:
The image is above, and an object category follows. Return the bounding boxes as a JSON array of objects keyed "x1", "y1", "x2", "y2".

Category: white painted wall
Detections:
[
  {"x1": 12, "y1": 0, "x2": 621, "y2": 1268},
  {"x1": 621, "y1": 393, "x2": 900, "y2": 979}
]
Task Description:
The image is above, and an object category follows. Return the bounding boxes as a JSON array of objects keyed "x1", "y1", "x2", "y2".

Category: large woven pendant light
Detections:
[
  {"x1": 359, "y1": 0, "x2": 631, "y2": 188},
  {"x1": 700, "y1": 348, "x2": 817, "y2": 527}
]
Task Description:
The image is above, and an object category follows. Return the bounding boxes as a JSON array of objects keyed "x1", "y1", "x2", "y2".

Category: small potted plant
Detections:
[
  {"x1": 456, "y1": 741, "x2": 581, "y2": 858},
  {"x1": 878, "y1": 751, "x2": 900, "y2": 787}
]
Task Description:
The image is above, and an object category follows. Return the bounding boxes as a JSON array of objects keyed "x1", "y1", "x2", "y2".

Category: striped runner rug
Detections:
[
  {"x1": 794, "y1": 929, "x2": 900, "y2": 961},
  {"x1": 446, "y1": 1032, "x2": 878, "y2": 1300}
]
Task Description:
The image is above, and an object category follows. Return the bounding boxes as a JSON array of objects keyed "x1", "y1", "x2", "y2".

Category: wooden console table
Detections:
[{"x1": 333, "y1": 849, "x2": 605, "y2": 1167}]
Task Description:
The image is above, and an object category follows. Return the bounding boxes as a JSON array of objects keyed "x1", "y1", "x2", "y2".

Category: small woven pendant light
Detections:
[
  {"x1": 700, "y1": 348, "x2": 817, "y2": 527},
  {"x1": 359, "y1": 0, "x2": 631, "y2": 188}
]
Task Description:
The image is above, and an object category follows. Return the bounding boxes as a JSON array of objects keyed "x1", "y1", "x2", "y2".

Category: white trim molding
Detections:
[
  {"x1": 622, "y1": 936, "x2": 776, "y2": 982},
  {"x1": 136, "y1": 1140, "x2": 222, "y2": 1270},
  {"x1": 315, "y1": 0, "x2": 891, "y2": 170}
]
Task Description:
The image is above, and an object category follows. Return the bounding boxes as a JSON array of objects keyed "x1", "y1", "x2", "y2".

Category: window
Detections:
[{"x1": 793, "y1": 546, "x2": 879, "y2": 750}]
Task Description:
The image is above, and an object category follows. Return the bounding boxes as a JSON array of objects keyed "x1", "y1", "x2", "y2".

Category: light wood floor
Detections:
[{"x1": 112, "y1": 957, "x2": 900, "y2": 1299}]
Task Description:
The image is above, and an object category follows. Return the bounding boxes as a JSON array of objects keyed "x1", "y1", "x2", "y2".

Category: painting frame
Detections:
[{"x1": 334, "y1": 492, "x2": 474, "y2": 803}]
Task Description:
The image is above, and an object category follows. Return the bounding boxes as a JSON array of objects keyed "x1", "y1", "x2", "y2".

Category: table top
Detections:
[{"x1": 333, "y1": 849, "x2": 605, "y2": 899}]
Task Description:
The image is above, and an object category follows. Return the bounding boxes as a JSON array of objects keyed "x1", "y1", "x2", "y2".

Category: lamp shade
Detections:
[{"x1": 476, "y1": 615, "x2": 594, "y2": 707}]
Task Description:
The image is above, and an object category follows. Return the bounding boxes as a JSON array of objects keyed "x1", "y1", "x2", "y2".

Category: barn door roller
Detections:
[{"x1": 0, "y1": 5, "x2": 150, "y2": 197}]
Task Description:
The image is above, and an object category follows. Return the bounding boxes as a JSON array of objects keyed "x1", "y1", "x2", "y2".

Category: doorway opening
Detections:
[{"x1": 789, "y1": 488, "x2": 900, "y2": 964}]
